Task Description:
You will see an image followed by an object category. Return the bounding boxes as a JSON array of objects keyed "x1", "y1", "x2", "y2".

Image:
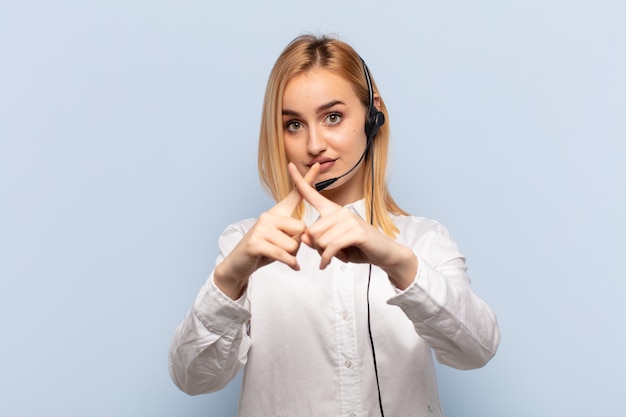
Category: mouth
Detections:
[{"x1": 307, "y1": 158, "x2": 337, "y2": 174}]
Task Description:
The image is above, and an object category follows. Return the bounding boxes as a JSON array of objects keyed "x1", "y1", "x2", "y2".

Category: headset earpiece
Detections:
[
  {"x1": 366, "y1": 110, "x2": 385, "y2": 140},
  {"x1": 361, "y1": 58, "x2": 385, "y2": 142}
]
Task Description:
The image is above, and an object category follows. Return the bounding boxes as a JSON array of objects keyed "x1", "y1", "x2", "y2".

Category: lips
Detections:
[{"x1": 307, "y1": 158, "x2": 337, "y2": 173}]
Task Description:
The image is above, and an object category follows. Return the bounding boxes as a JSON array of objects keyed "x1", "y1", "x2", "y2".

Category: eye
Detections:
[
  {"x1": 324, "y1": 112, "x2": 343, "y2": 126},
  {"x1": 285, "y1": 120, "x2": 304, "y2": 132}
]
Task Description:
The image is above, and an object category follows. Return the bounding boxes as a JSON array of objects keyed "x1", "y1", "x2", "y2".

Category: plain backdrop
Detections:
[{"x1": 1, "y1": 1, "x2": 624, "y2": 416}]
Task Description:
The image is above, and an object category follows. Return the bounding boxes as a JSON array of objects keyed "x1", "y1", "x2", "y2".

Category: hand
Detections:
[
  {"x1": 214, "y1": 164, "x2": 321, "y2": 299},
  {"x1": 288, "y1": 162, "x2": 418, "y2": 289}
]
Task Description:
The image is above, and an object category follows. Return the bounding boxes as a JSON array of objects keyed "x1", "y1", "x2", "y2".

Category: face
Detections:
[{"x1": 282, "y1": 68, "x2": 368, "y2": 205}]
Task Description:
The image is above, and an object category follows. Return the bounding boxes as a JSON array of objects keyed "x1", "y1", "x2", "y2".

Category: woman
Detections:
[{"x1": 169, "y1": 34, "x2": 500, "y2": 417}]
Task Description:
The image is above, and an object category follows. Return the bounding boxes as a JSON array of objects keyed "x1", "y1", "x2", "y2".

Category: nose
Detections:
[{"x1": 306, "y1": 125, "x2": 326, "y2": 156}]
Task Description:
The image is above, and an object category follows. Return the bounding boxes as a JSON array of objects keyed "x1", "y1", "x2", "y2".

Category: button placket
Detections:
[{"x1": 332, "y1": 260, "x2": 361, "y2": 417}]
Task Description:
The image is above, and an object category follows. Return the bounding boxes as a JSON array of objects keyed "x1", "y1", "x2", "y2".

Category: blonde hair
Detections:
[{"x1": 258, "y1": 34, "x2": 407, "y2": 237}]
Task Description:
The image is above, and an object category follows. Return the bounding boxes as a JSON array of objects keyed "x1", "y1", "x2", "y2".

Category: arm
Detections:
[
  {"x1": 388, "y1": 223, "x2": 501, "y2": 370},
  {"x1": 169, "y1": 165, "x2": 321, "y2": 394},
  {"x1": 168, "y1": 224, "x2": 252, "y2": 395},
  {"x1": 287, "y1": 163, "x2": 500, "y2": 369}
]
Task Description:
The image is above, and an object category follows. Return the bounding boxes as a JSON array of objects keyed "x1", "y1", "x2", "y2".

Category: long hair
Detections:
[{"x1": 258, "y1": 34, "x2": 407, "y2": 237}]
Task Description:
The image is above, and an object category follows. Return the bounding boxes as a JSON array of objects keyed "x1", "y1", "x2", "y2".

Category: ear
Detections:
[{"x1": 374, "y1": 94, "x2": 382, "y2": 111}]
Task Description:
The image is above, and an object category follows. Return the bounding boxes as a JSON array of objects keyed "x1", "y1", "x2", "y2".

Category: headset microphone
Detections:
[
  {"x1": 314, "y1": 59, "x2": 385, "y2": 192},
  {"x1": 314, "y1": 136, "x2": 373, "y2": 192}
]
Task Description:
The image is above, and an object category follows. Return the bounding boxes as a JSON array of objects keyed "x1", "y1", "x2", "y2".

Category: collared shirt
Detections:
[{"x1": 169, "y1": 200, "x2": 500, "y2": 417}]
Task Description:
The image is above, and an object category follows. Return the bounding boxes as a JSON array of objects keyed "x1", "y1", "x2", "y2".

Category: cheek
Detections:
[{"x1": 282, "y1": 141, "x2": 300, "y2": 163}]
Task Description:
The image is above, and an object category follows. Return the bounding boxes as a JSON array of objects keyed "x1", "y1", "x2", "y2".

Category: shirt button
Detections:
[
  {"x1": 345, "y1": 359, "x2": 352, "y2": 368},
  {"x1": 342, "y1": 310, "x2": 349, "y2": 320},
  {"x1": 349, "y1": 413, "x2": 356, "y2": 417},
  {"x1": 340, "y1": 264, "x2": 346, "y2": 271}
]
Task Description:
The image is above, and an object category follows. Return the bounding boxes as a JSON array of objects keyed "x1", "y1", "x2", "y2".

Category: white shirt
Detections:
[{"x1": 169, "y1": 200, "x2": 500, "y2": 417}]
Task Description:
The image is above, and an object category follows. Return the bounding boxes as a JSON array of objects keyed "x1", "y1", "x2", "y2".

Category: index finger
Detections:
[
  {"x1": 270, "y1": 162, "x2": 320, "y2": 216},
  {"x1": 288, "y1": 162, "x2": 339, "y2": 216}
]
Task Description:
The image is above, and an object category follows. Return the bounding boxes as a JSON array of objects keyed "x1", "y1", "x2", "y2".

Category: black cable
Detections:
[{"x1": 366, "y1": 146, "x2": 385, "y2": 416}]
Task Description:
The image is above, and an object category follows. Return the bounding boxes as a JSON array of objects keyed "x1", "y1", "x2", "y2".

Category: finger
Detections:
[
  {"x1": 301, "y1": 222, "x2": 346, "y2": 269},
  {"x1": 300, "y1": 229, "x2": 313, "y2": 248},
  {"x1": 265, "y1": 241, "x2": 302, "y2": 270},
  {"x1": 318, "y1": 239, "x2": 357, "y2": 269},
  {"x1": 263, "y1": 224, "x2": 303, "y2": 255},
  {"x1": 271, "y1": 162, "x2": 321, "y2": 217},
  {"x1": 246, "y1": 223, "x2": 303, "y2": 270},
  {"x1": 263, "y1": 246, "x2": 301, "y2": 271},
  {"x1": 301, "y1": 161, "x2": 321, "y2": 185},
  {"x1": 307, "y1": 214, "x2": 371, "y2": 268},
  {"x1": 311, "y1": 209, "x2": 365, "y2": 245},
  {"x1": 288, "y1": 162, "x2": 339, "y2": 216},
  {"x1": 257, "y1": 212, "x2": 306, "y2": 238}
]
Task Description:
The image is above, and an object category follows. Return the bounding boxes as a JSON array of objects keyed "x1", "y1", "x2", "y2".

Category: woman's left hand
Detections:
[{"x1": 288, "y1": 163, "x2": 418, "y2": 289}]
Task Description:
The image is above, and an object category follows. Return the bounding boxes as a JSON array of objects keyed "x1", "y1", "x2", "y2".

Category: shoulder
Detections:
[
  {"x1": 390, "y1": 212, "x2": 458, "y2": 252},
  {"x1": 216, "y1": 218, "x2": 257, "y2": 254},
  {"x1": 221, "y1": 218, "x2": 257, "y2": 237},
  {"x1": 391, "y1": 212, "x2": 444, "y2": 236}
]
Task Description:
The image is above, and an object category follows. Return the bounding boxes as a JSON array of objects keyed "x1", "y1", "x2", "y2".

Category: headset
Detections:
[
  {"x1": 313, "y1": 58, "x2": 385, "y2": 192},
  {"x1": 361, "y1": 57, "x2": 386, "y2": 417},
  {"x1": 362, "y1": 58, "x2": 386, "y2": 142}
]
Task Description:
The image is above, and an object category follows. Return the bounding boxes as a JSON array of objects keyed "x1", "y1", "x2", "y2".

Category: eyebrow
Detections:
[{"x1": 282, "y1": 100, "x2": 345, "y2": 117}]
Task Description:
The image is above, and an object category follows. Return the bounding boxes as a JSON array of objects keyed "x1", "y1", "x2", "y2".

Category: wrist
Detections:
[
  {"x1": 214, "y1": 262, "x2": 249, "y2": 300},
  {"x1": 383, "y1": 245, "x2": 418, "y2": 291}
]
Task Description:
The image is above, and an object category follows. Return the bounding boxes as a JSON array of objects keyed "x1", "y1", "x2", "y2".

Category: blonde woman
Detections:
[{"x1": 169, "y1": 34, "x2": 500, "y2": 417}]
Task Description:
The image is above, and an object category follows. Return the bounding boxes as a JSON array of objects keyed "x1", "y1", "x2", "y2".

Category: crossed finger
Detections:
[
  {"x1": 289, "y1": 162, "x2": 362, "y2": 268},
  {"x1": 271, "y1": 163, "x2": 321, "y2": 217},
  {"x1": 287, "y1": 162, "x2": 341, "y2": 216}
]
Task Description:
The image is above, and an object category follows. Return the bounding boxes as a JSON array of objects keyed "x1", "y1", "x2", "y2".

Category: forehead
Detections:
[{"x1": 282, "y1": 68, "x2": 359, "y2": 108}]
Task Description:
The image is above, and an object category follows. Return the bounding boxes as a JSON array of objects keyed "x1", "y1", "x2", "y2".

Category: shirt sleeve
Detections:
[
  {"x1": 387, "y1": 223, "x2": 501, "y2": 370},
  {"x1": 168, "y1": 223, "x2": 253, "y2": 395}
]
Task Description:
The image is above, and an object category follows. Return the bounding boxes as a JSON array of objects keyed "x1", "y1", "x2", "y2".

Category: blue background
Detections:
[{"x1": 1, "y1": 1, "x2": 624, "y2": 416}]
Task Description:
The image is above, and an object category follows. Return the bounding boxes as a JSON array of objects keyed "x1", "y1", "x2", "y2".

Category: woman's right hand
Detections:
[{"x1": 214, "y1": 164, "x2": 320, "y2": 299}]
